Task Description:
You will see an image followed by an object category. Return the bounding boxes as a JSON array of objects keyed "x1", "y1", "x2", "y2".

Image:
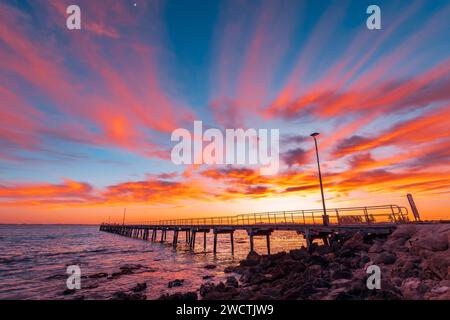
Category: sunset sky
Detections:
[{"x1": 0, "y1": 0, "x2": 449, "y2": 224}]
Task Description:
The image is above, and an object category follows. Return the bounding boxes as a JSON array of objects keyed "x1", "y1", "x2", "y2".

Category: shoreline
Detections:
[{"x1": 160, "y1": 223, "x2": 449, "y2": 300}]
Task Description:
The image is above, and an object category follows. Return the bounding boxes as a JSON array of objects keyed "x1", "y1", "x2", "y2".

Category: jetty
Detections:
[{"x1": 100, "y1": 204, "x2": 413, "y2": 254}]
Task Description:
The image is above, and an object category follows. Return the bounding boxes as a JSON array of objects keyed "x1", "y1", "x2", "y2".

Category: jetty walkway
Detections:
[{"x1": 100, "y1": 205, "x2": 410, "y2": 254}]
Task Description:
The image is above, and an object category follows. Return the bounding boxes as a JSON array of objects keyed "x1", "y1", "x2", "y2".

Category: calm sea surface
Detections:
[{"x1": 0, "y1": 225, "x2": 306, "y2": 299}]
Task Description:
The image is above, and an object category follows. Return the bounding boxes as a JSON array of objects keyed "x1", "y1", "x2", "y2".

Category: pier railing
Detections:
[{"x1": 121, "y1": 205, "x2": 409, "y2": 227}]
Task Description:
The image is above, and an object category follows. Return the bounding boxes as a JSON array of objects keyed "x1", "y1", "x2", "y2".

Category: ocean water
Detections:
[{"x1": 0, "y1": 225, "x2": 306, "y2": 300}]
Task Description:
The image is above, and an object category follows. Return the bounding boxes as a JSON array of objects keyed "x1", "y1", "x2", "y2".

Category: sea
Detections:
[{"x1": 0, "y1": 225, "x2": 306, "y2": 300}]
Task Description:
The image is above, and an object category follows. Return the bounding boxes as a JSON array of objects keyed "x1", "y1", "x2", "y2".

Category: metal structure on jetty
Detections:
[{"x1": 100, "y1": 205, "x2": 411, "y2": 255}]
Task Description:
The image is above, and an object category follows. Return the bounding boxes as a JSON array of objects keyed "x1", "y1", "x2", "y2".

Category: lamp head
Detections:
[{"x1": 310, "y1": 132, "x2": 320, "y2": 137}]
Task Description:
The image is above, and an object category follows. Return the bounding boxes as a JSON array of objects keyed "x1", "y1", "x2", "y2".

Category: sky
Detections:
[{"x1": 0, "y1": 0, "x2": 449, "y2": 224}]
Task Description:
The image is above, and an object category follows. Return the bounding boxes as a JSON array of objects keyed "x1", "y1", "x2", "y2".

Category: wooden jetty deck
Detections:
[{"x1": 100, "y1": 205, "x2": 410, "y2": 255}]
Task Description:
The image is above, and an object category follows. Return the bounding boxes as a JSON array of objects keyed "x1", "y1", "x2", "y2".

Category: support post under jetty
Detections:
[{"x1": 99, "y1": 205, "x2": 409, "y2": 255}]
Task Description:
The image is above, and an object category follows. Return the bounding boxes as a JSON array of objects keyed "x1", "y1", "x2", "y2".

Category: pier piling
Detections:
[
  {"x1": 230, "y1": 232, "x2": 234, "y2": 255},
  {"x1": 101, "y1": 204, "x2": 405, "y2": 256},
  {"x1": 203, "y1": 232, "x2": 207, "y2": 251}
]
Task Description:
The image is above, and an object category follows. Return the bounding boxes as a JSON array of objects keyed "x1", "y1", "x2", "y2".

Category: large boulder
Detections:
[
  {"x1": 342, "y1": 232, "x2": 368, "y2": 251},
  {"x1": 391, "y1": 225, "x2": 418, "y2": 240},
  {"x1": 240, "y1": 251, "x2": 261, "y2": 267},
  {"x1": 409, "y1": 225, "x2": 449, "y2": 254},
  {"x1": 426, "y1": 250, "x2": 450, "y2": 280}
]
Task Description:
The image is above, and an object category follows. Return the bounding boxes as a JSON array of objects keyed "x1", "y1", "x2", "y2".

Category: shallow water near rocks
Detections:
[{"x1": 0, "y1": 225, "x2": 306, "y2": 299}]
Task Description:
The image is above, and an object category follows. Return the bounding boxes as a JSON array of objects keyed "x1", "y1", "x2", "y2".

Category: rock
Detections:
[
  {"x1": 374, "y1": 252, "x2": 396, "y2": 265},
  {"x1": 200, "y1": 283, "x2": 215, "y2": 296},
  {"x1": 289, "y1": 249, "x2": 309, "y2": 261},
  {"x1": 325, "y1": 287, "x2": 347, "y2": 300},
  {"x1": 47, "y1": 274, "x2": 67, "y2": 280},
  {"x1": 168, "y1": 279, "x2": 184, "y2": 288},
  {"x1": 235, "y1": 289, "x2": 254, "y2": 299},
  {"x1": 108, "y1": 265, "x2": 143, "y2": 279},
  {"x1": 62, "y1": 289, "x2": 76, "y2": 295},
  {"x1": 83, "y1": 280, "x2": 99, "y2": 290},
  {"x1": 267, "y1": 266, "x2": 285, "y2": 281},
  {"x1": 88, "y1": 272, "x2": 108, "y2": 279},
  {"x1": 360, "y1": 255, "x2": 371, "y2": 264},
  {"x1": 112, "y1": 291, "x2": 127, "y2": 299},
  {"x1": 431, "y1": 286, "x2": 448, "y2": 294},
  {"x1": 313, "y1": 278, "x2": 331, "y2": 289},
  {"x1": 159, "y1": 291, "x2": 197, "y2": 300},
  {"x1": 382, "y1": 237, "x2": 408, "y2": 252},
  {"x1": 202, "y1": 275, "x2": 214, "y2": 280},
  {"x1": 112, "y1": 291, "x2": 146, "y2": 300},
  {"x1": 331, "y1": 279, "x2": 352, "y2": 288},
  {"x1": 315, "y1": 245, "x2": 332, "y2": 255},
  {"x1": 410, "y1": 226, "x2": 449, "y2": 253},
  {"x1": 240, "y1": 251, "x2": 261, "y2": 267},
  {"x1": 241, "y1": 270, "x2": 267, "y2": 284},
  {"x1": 224, "y1": 265, "x2": 238, "y2": 273},
  {"x1": 434, "y1": 291, "x2": 450, "y2": 300},
  {"x1": 392, "y1": 256, "x2": 421, "y2": 278},
  {"x1": 226, "y1": 276, "x2": 239, "y2": 288},
  {"x1": 119, "y1": 268, "x2": 134, "y2": 275},
  {"x1": 296, "y1": 282, "x2": 316, "y2": 298},
  {"x1": 293, "y1": 262, "x2": 307, "y2": 273},
  {"x1": 260, "y1": 286, "x2": 282, "y2": 298},
  {"x1": 132, "y1": 282, "x2": 147, "y2": 292},
  {"x1": 310, "y1": 255, "x2": 329, "y2": 267},
  {"x1": 331, "y1": 268, "x2": 353, "y2": 280},
  {"x1": 200, "y1": 282, "x2": 238, "y2": 300},
  {"x1": 267, "y1": 252, "x2": 287, "y2": 261},
  {"x1": 427, "y1": 250, "x2": 450, "y2": 279},
  {"x1": 401, "y1": 278, "x2": 422, "y2": 300},
  {"x1": 204, "y1": 264, "x2": 217, "y2": 270},
  {"x1": 107, "y1": 272, "x2": 122, "y2": 279},
  {"x1": 369, "y1": 242, "x2": 384, "y2": 253},
  {"x1": 342, "y1": 232, "x2": 367, "y2": 251},
  {"x1": 349, "y1": 277, "x2": 367, "y2": 292},
  {"x1": 303, "y1": 265, "x2": 322, "y2": 279},
  {"x1": 391, "y1": 225, "x2": 418, "y2": 240},
  {"x1": 214, "y1": 223, "x2": 450, "y2": 300},
  {"x1": 120, "y1": 264, "x2": 144, "y2": 271},
  {"x1": 335, "y1": 291, "x2": 359, "y2": 300}
]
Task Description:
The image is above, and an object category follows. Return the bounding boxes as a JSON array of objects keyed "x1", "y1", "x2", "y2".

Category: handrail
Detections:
[{"x1": 102, "y1": 205, "x2": 409, "y2": 227}]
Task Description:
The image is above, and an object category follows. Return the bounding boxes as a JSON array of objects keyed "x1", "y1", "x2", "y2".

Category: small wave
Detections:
[
  {"x1": 38, "y1": 248, "x2": 111, "y2": 259},
  {"x1": 0, "y1": 256, "x2": 32, "y2": 265}
]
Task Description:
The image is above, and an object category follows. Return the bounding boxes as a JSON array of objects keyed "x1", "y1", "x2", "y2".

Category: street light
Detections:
[{"x1": 310, "y1": 132, "x2": 329, "y2": 226}]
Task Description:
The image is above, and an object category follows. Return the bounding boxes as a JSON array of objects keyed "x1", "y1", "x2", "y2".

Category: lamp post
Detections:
[
  {"x1": 310, "y1": 133, "x2": 329, "y2": 226},
  {"x1": 122, "y1": 208, "x2": 126, "y2": 226}
]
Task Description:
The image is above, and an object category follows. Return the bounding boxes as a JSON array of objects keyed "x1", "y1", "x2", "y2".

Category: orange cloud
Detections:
[
  {"x1": 0, "y1": 1, "x2": 194, "y2": 161},
  {"x1": 333, "y1": 104, "x2": 450, "y2": 157},
  {"x1": 0, "y1": 179, "x2": 93, "y2": 199}
]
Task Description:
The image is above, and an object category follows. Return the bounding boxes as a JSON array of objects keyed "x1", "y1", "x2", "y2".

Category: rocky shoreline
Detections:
[
  {"x1": 166, "y1": 224, "x2": 449, "y2": 300},
  {"x1": 60, "y1": 224, "x2": 448, "y2": 300}
]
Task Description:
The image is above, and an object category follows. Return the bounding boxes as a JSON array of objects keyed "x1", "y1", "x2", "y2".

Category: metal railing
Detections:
[{"x1": 109, "y1": 205, "x2": 409, "y2": 227}]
